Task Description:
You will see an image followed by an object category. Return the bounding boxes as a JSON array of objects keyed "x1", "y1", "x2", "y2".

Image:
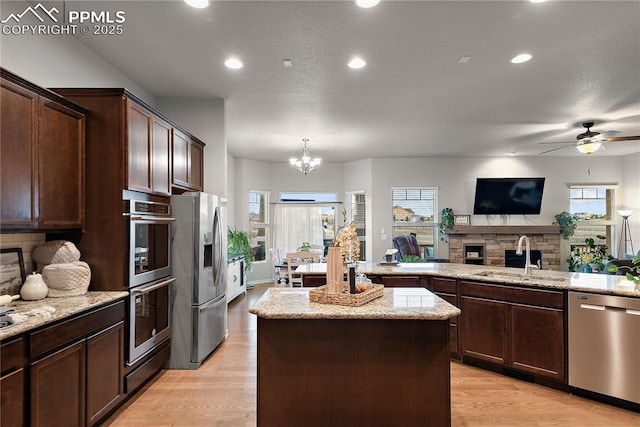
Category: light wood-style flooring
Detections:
[{"x1": 104, "y1": 284, "x2": 640, "y2": 426}]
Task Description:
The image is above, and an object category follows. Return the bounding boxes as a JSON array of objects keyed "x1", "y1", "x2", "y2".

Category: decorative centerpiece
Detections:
[
  {"x1": 309, "y1": 283, "x2": 384, "y2": 307},
  {"x1": 310, "y1": 213, "x2": 383, "y2": 306}
]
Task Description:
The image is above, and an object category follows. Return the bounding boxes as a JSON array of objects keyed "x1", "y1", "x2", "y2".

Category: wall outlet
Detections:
[{"x1": 381, "y1": 234, "x2": 387, "y2": 240}]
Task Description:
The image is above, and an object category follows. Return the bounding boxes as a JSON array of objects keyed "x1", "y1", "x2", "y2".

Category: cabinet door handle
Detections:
[
  {"x1": 233, "y1": 275, "x2": 238, "y2": 283},
  {"x1": 580, "y1": 303, "x2": 605, "y2": 311}
]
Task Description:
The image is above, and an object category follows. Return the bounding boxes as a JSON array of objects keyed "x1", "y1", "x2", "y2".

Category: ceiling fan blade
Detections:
[
  {"x1": 539, "y1": 145, "x2": 572, "y2": 154},
  {"x1": 607, "y1": 136, "x2": 640, "y2": 142}
]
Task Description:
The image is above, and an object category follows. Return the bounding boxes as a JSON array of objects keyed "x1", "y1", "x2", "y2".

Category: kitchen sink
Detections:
[{"x1": 472, "y1": 270, "x2": 567, "y2": 283}]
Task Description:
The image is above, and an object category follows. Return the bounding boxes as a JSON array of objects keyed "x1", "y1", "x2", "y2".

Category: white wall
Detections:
[
  {"x1": 227, "y1": 153, "x2": 236, "y2": 229},
  {"x1": 370, "y1": 156, "x2": 628, "y2": 261},
  {"x1": 344, "y1": 159, "x2": 373, "y2": 260},
  {"x1": 156, "y1": 97, "x2": 227, "y2": 197}
]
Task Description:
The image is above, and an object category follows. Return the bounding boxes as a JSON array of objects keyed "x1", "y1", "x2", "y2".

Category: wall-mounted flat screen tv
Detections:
[{"x1": 473, "y1": 178, "x2": 545, "y2": 215}]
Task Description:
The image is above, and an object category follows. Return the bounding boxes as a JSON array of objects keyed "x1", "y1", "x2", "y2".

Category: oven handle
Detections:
[
  {"x1": 131, "y1": 277, "x2": 176, "y2": 295},
  {"x1": 129, "y1": 215, "x2": 176, "y2": 223}
]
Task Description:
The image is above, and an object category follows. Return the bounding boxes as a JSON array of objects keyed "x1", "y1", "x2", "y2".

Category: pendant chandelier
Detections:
[{"x1": 289, "y1": 138, "x2": 321, "y2": 175}]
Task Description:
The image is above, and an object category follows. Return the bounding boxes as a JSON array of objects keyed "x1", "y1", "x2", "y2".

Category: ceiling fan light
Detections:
[
  {"x1": 511, "y1": 53, "x2": 532, "y2": 64},
  {"x1": 576, "y1": 141, "x2": 602, "y2": 154}
]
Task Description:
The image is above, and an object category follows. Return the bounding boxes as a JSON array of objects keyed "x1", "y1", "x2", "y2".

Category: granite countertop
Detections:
[
  {"x1": 249, "y1": 287, "x2": 461, "y2": 320},
  {"x1": 0, "y1": 291, "x2": 129, "y2": 341},
  {"x1": 295, "y1": 262, "x2": 640, "y2": 298}
]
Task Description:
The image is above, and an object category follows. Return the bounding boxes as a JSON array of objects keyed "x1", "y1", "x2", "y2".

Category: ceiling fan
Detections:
[{"x1": 538, "y1": 121, "x2": 640, "y2": 155}]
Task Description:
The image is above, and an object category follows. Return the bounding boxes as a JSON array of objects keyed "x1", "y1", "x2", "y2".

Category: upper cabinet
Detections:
[
  {"x1": 53, "y1": 88, "x2": 205, "y2": 198},
  {"x1": 171, "y1": 128, "x2": 204, "y2": 192},
  {"x1": 1, "y1": 69, "x2": 85, "y2": 231},
  {"x1": 127, "y1": 100, "x2": 172, "y2": 196}
]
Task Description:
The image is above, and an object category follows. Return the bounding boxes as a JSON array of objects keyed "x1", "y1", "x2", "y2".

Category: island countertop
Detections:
[
  {"x1": 295, "y1": 262, "x2": 640, "y2": 298},
  {"x1": 249, "y1": 287, "x2": 461, "y2": 320},
  {"x1": 0, "y1": 291, "x2": 129, "y2": 341}
]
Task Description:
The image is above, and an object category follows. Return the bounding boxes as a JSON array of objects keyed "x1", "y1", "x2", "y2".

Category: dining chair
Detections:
[{"x1": 286, "y1": 251, "x2": 320, "y2": 287}]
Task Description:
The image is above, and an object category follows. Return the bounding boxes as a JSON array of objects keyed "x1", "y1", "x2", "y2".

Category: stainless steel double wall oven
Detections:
[{"x1": 126, "y1": 197, "x2": 175, "y2": 365}]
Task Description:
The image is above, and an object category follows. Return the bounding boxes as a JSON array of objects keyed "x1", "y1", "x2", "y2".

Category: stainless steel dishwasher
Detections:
[{"x1": 569, "y1": 291, "x2": 640, "y2": 404}]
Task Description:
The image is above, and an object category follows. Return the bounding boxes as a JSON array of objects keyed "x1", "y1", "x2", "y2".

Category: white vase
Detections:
[{"x1": 20, "y1": 272, "x2": 49, "y2": 300}]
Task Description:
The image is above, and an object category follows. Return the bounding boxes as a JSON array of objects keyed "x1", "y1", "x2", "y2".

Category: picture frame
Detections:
[
  {"x1": 0, "y1": 248, "x2": 26, "y2": 296},
  {"x1": 454, "y1": 214, "x2": 471, "y2": 226}
]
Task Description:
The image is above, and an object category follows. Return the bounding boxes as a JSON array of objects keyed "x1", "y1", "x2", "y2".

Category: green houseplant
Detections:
[
  {"x1": 606, "y1": 252, "x2": 640, "y2": 290},
  {"x1": 553, "y1": 211, "x2": 580, "y2": 240},
  {"x1": 227, "y1": 227, "x2": 252, "y2": 271},
  {"x1": 297, "y1": 242, "x2": 311, "y2": 252},
  {"x1": 438, "y1": 208, "x2": 455, "y2": 243}
]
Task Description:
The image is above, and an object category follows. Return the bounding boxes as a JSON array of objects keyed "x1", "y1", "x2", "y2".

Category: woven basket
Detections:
[
  {"x1": 309, "y1": 284, "x2": 384, "y2": 307},
  {"x1": 42, "y1": 261, "x2": 91, "y2": 297}
]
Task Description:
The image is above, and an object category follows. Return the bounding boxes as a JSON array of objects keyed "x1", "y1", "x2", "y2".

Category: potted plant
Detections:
[
  {"x1": 567, "y1": 237, "x2": 613, "y2": 272},
  {"x1": 297, "y1": 242, "x2": 311, "y2": 252},
  {"x1": 553, "y1": 211, "x2": 580, "y2": 240},
  {"x1": 227, "y1": 227, "x2": 252, "y2": 271},
  {"x1": 606, "y1": 252, "x2": 640, "y2": 290},
  {"x1": 438, "y1": 208, "x2": 455, "y2": 243}
]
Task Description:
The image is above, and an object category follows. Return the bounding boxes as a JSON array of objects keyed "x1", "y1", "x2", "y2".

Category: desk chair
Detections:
[{"x1": 286, "y1": 252, "x2": 320, "y2": 287}]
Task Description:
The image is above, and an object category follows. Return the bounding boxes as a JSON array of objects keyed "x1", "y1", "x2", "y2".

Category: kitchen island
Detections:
[{"x1": 249, "y1": 287, "x2": 460, "y2": 427}]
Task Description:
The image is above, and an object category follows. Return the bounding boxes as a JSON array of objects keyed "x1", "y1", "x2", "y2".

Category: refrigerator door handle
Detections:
[{"x1": 198, "y1": 294, "x2": 226, "y2": 312}]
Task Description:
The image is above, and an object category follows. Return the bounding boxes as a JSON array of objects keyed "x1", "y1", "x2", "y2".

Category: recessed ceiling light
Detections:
[
  {"x1": 508, "y1": 151, "x2": 517, "y2": 156},
  {"x1": 356, "y1": 0, "x2": 381, "y2": 8},
  {"x1": 511, "y1": 53, "x2": 532, "y2": 64},
  {"x1": 348, "y1": 57, "x2": 367, "y2": 69},
  {"x1": 529, "y1": 0, "x2": 548, "y2": 3},
  {"x1": 224, "y1": 57, "x2": 243, "y2": 69},
  {"x1": 283, "y1": 59, "x2": 292, "y2": 68},
  {"x1": 459, "y1": 56, "x2": 472, "y2": 64},
  {"x1": 184, "y1": 0, "x2": 210, "y2": 9}
]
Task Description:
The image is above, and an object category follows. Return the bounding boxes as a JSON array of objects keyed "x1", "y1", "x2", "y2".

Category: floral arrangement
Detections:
[
  {"x1": 568, "y1": 237, "x2": 612, "y2": 272},
  {"x1": 333, "y1": 208, "x2": 360, "y2": 264}
]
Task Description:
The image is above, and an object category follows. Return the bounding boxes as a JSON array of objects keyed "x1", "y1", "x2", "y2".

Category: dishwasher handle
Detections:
[{"x1": 579, "y1": 303, "x2": 640, "y2": 316}]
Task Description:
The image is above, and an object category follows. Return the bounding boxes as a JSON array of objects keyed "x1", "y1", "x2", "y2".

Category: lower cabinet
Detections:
[
  {"x1": 459, "y1": 280, "x2": 566, "y2": 381},
  {"x1": 0, "y1": 337, "x2": 26, "y2": 427},
  {"x1": 0, "y1": 300, "x2": 126, "y2": 427},
  {"x1": 30, "y1": 341, "x2": 86, "y2": 426}
]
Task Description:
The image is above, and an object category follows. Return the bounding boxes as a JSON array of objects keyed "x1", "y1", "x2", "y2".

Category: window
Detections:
[
  {"x1": 569, "y1": 186, "x2": 614, "y2": 254},
  {"x1": 346, "y1": 191, "x2": 366, "y2": 261},
  {"x1": 249, "y1": 190, "x2": 269, "y2": 263},
  {"x1": 392, "y1": 187, "x2": 438, "y2": 257}
]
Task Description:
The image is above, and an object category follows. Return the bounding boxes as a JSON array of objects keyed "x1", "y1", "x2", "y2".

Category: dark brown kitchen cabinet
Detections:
[
  {"x1": 380, "y1": 275, "x2": 425, "y2": 288},
  {"x1": 172, "y1": 128, "x2": 204, "y2": 192},
  {"x1": 459, "y1": 280, "x2": 566, "y2": 381},
  {"x1": 0, "y1": 337, "x2": 26, "y2": 427},
  {"x1": 30, "y1": 340, "x2": 86, "y2": 427},
  {"x1": 429, "y1": 276, "x2": 460, "y2": 358},
  {"x1": 86, "y1": 322, "x2": 124, "y2": 425},
  {"x1": 0, "y1": 69, "x2": 85, "y2": 231},
  {"x1": 460, "y1": 296, "x2": 508, "y2": 364},
  {"x1": 127, "y1": 101, "x2": 172, "y2": 196},
  {"x1": 28, "y1": 300, "x2": 125, "y2": 427}
]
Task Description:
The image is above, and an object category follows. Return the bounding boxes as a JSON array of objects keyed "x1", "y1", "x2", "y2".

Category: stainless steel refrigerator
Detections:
[{"x1": 169, "y1": 192, "x2": 227, "y2": 369}]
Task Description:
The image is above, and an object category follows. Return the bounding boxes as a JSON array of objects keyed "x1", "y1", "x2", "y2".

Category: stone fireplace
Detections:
[{"x1": 448, "y1": 226, "x2": 562, "y2": 270}]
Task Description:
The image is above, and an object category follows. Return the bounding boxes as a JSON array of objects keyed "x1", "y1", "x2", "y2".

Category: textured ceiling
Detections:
[{"x1": 71, "y1": 0, "x2": 640, "y2": 161}]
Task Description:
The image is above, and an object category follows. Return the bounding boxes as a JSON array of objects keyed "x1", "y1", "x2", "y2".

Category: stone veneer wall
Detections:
[{"x1": 449, "y1": 233, "x2": 562, "y2": 270}]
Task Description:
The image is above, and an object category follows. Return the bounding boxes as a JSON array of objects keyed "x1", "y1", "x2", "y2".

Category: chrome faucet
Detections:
[{"x1": 516, "y1": 235, "x2": 540, "y2": 278}]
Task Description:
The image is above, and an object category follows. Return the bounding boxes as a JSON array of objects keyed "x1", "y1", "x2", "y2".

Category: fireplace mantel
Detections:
[{"x1": 447, "y1": 225, "x2": 561, "y2": 235}]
